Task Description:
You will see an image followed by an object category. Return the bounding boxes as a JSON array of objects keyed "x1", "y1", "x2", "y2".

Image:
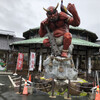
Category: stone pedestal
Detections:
[
  {"x1": 43, "y1": 55, "x2": 78, "y2": 80},
  {"x1": 43, "y1": 45, "x2": 78, "y2": 80}
]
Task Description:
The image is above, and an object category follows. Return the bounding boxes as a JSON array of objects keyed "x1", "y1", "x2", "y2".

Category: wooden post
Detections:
[
  {"x1": 94, "y1": 71, "x2": 96, "y2": 86},
  {"x1": 13, "y1": 51, "x2": 18, "y2": 75},
  {"x1": 51, "y1": 78, "x2": 54, "y2": 96},
  {"x1": 19, "y1": 75, "x2": 22, "y2": 94},
  {"x1": 28, "y1": 44, "x2": 30, "y2": 77},
  {"x1": 6, "y1": 34, "x2": 9, "y2": 71},
  {"x1": 49, "y1": 78, "x2": 56, "y2": 98},
  {"x1": 68, "y1": 79, "x2": 71, "y2": 99},
  {"x1": 31, "y1": 73, "x2": 33, "y2": 82},
  {"x1": 86, "y1": 49, "x2": 88, "y2": 80},
  {"x1": 67, "y1": 79, "x2": 70, "y2": 98},
  {"x1": 96, "y1": 71, "x2": 99, "y2": 86},
  {"x1": 76, "y1": 46, "x2": 79, "y2": 70},
  {"x1": 6, "y1": 51, "x2": 9, "y2": 71},
  {"x1": 64, "y1": 79, "x2": 71, "y2": 100},
  {"x1": 79, "y1": 55, "x2": 82, "y2": 69}
]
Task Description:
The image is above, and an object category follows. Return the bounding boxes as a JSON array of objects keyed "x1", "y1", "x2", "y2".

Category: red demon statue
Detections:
[{"x1": 39, "y1": 2, "x2": 80, "y2": 58}]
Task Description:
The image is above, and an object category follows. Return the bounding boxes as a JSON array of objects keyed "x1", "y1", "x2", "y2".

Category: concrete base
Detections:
[
  {"x1": 64, "y1": 97, "x2": 71, "y2": 100},
  {"x1": 16, "y1": 92, "x2": 22, "y2": 94},
  {"x1": 49, "y1": 96, "x2": 56, "y2": 98}
]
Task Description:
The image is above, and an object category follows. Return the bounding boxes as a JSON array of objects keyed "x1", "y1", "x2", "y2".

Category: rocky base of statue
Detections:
[{"x1": 43, "y1": 44, "x2": 78, "y2": 80}]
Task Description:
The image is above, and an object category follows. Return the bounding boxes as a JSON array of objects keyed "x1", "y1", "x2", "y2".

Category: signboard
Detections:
[
  {"x1": 16, "y1": 53, "x2": 24, "y2": 70},
  {"x1": 29, "y1": 52, "x2": 36, "y2": 71}
]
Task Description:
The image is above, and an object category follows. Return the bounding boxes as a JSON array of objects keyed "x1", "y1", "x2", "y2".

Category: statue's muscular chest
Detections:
[{"x1": 48, "y1": 20, "x2": 65, "y2": 31}]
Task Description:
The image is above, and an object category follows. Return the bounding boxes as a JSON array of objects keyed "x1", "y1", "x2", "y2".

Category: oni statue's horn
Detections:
[
  {"x1": 43, "y1": 7, "x2": 48, "y2": 12},
  {"x1": 55, "y1": 3, "x2": 59, "y2": 10}
]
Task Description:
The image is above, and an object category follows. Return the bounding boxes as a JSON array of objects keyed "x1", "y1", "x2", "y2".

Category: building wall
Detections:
[{"x1": 0, "y1": 33, "x2": 24, "y2": 71}]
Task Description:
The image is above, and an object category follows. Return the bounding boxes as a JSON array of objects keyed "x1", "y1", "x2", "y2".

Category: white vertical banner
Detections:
[
  {"x1": 29, "y1": 52, "x2": 36, "y2": 71},
  {"x1": 76, "y1": 56, "x2": 79, "y2": 70},
  {"x1": 88, "y1": 56, "x2": 92, "y2": 74},
  {"x1": 38, "y1": 54, "x2": 42, "y2": 72}
]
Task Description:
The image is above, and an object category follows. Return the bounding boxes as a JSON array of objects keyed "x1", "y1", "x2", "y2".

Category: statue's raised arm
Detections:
[{"x1": 66, "y1": 3, "x2": 80, "y2": 26}]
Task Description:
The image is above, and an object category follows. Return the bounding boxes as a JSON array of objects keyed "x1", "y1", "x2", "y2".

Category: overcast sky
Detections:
[{"x1": 0, "y1": 0, "x2": 100, "y2": 40}]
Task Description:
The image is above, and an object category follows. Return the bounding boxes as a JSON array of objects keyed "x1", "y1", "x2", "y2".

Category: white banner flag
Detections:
[
  {"x1": 29, "y1": 52, "x2": 36, "y2": 71},
  {"x1": 16, "y1": 53, "x2": 24, "y2": 70},
  {"x1": 38, "y1": 54, "x2": 42, "y2": 72}
]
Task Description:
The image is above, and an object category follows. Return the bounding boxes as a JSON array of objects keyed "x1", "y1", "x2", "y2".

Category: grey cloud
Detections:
[{"x1": 0, "y1": 0, "x2": 100, "y2": 39}]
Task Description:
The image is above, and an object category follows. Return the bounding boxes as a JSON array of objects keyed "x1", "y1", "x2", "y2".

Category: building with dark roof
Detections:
[
  {"x1": 0, "y1": 29, "x2": 24, "y2": 71},
  {"x1": 11, "y1": 26, "x2": 100, "y2": 77}
]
